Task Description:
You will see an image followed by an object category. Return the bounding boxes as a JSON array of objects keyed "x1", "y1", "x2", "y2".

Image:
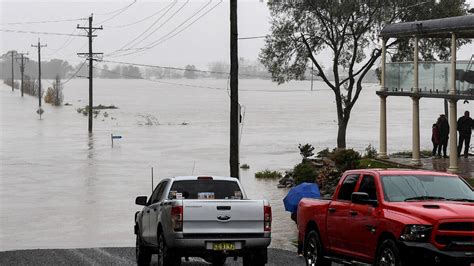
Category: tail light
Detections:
[
  {"x1": 264, "y1": 204, "x2": 272, "y2": 232},
  {"x1": 171, "y1": 206, "x2": 183, "y2": 232}
]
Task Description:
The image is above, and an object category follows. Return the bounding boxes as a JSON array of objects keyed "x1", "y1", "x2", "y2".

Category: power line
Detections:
[
  {"x1": 107, "y1": 1, "x2": 174, "y2": 29},
  {"x1": 95, "y1": 0, "x2": 137, "y2": 16},
  {"x1": 106, "y1": 0, "x2": 179, "y2": 56},
  {"x1": 101, "y1": 60, "x2": 227, "y2": 74},
  {"x1": 94, "y1": 64, "x2": 227, "y2": 90},
  {"x1": 62, "y1": 60, "x2": 88, "y2": 85},
  {"x1": 0, "y1": 18, "x2": 87, "y2": 25},
  {"x1": 96, "y1": 0, "x2": 138, "y2": 25},
  {"x1": 108, "y1": 0, "x2": 190, "y2": 56},
  {"x1": 238, "y1": 35, "x2": 267, "y2": 40},
  {"x1": 0, "y1": 29, "x2": 85, "y2": 37},
  {"x1": 130, "y1": 0, "x2": 213, "y2": 51},
  {"x1": 108, "y1": 0, "x2": 223, "y2": 57},
  {"x1": 94, "y1": 64, "x2": 322, "y2": 93}
]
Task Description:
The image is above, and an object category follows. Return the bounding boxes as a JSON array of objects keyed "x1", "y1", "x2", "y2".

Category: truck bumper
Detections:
[
  {"x1": 169, "y1": 237, "x2": 271, "y2": 249},
  {"x1": 399, "y1": 241, "x2": 474, "y2": 266}
]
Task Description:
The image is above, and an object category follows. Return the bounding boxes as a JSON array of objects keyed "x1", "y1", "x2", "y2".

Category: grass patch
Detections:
[
  {"x1": 255, "y1": 169, "x2": 282, "y2": 179},
  {"x1": 358, "y1": 158, "x2": 404, "y2": 169},
  {"x1": 240, "y1": 164, "x2": 250, "y2": 170}
]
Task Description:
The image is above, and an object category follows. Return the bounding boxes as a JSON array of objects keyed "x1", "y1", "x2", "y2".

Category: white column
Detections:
[
  {"x1": 379, "y1": 38, "x2": 389, "y2": 159},
  {"x1": 448, "y1": 33, "x2": 459, "y2": 173},
  {"x1": 412, "y1": 36, "x2": 422, "y2": 166}
]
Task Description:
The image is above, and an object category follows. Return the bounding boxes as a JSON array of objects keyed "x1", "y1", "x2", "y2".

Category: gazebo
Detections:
[{"x1": 377, "y1": 15, "x2": 474, "y2": 172}]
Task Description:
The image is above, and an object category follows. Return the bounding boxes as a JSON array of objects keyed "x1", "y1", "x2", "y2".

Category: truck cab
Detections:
[{"x1": 297, "y1": 169, "x2": 474, "y2": 266}]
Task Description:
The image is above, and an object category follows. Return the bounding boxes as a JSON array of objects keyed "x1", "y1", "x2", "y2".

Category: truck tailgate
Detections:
[{"x1": 182, "y1": 200, "x2": 264, "y2": 234}]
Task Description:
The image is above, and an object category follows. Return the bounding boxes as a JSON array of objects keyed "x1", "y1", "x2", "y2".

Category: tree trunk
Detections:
[{"x1": 337, "y1": 118, "x2": 348, "y2": 149}]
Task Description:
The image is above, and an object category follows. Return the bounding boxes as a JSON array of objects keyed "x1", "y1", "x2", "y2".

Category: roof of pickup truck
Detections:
[{"x1": 344, "y1": 169, "x2": 458, "y2": 177}]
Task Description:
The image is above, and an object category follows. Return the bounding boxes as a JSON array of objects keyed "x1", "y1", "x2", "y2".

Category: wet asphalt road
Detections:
[{"x1": 0, "y1": 247, "x2": 306, "y2": 266}]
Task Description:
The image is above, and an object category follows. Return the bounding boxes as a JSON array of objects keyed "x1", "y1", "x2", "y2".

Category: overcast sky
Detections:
[{"x1": 1, "y1": 0, "x2": 473, "y2": 70}]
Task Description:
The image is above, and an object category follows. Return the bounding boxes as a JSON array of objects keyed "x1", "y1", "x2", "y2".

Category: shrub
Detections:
[
  {"x1": 293, "y1": 162, "x2": 317, "y2": 185},
  {"x1": 298, "y1": 143, "x2": 315, "y2": 159},
  {"x1": 364, "y1": 144, "x2": 378, "y2": 159},
  {"x1": 255, "y1": 169, "x2": 282, "y2": 179},
  {"x1": 240, "y1": 164, "x2": 250, "y2": 169},
  {"x1": 330, "y1": 148, "x2": 361, "y2": 172},
  {"x1": 316, "y1": 148, "x2": 331, "y2": 158}
]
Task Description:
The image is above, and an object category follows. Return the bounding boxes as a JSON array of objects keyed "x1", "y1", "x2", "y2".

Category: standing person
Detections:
[
  {"x1": 437, "y1": 114, "x2": 450, "y2": 158},
  {"x1": 431, "y1": 123, "x2": 440, "y2": 157},
  {"x1": 457, "y1": 110, "x2": 473, "y2": 158}
]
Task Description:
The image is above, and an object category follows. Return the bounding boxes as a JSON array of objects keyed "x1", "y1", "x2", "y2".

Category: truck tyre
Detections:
[
  {"x1": 243, "y1": 248, "x2": 266, "y2": 266},
  {"x1": 157, "y1": 231, "x2": 181, "y2": 266},
  {"x1": 375, "y1": 239, "x2": 402, "y2": 266},
  {"x1": 136, "y1": 235, "x2": 151, "y2": 266},
  {"x1": 304, "y1": 230, "x2": 330, "y2": 266}
]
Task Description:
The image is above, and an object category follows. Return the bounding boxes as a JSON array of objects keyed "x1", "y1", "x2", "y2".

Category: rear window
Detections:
[{"x1": 169, "y1": 180, "x2": 243, "y2": 200}]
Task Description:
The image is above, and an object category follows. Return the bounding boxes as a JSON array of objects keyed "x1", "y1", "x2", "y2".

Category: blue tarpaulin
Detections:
[{"x1": 283, "y1": 182, "x2": 320, "y2": 213}]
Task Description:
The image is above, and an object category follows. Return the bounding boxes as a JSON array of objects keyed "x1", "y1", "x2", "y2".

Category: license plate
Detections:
[{"x1": 212, "y1": 242, "x2": 235, "y2": 251}]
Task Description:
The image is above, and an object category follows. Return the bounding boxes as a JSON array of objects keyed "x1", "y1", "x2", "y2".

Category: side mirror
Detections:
[
  {"x1": 135, "y1": 196, "x2": 148, "y2": 206},
  {"x1": 351, "y1": 192, "x2": 378, "y2": 207}
]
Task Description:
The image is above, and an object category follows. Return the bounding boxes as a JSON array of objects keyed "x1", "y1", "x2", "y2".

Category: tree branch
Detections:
[{"x1": 300, "y1": 34, "x2": 336, "y2": 91}]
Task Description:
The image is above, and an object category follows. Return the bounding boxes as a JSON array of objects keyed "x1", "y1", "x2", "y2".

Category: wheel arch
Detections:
[{"x1": 302, "y1": 220, "x2": 322, "y2": 254}]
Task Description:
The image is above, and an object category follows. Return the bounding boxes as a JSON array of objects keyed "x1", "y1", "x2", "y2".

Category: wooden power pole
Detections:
[
  {"x1": 77, "y1": 14, "x2": 103, "y2": 133},
  {"x1": 16, "y1": 53, "x2": 29, "y2": 97},
  {"x1": 230, "y1": 0, "x2": 239, "y2": 179},
  {"x1": 8, "y1": 51, "x2": 17, "y2": 91},
  {"x1": 31, "y1": 39, "x2": 46, "y2": 118}
]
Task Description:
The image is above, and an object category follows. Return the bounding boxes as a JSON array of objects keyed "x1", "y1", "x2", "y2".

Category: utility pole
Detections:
[
  {"x1": 77, "y1": 14, "x2": 103, "y2": 133},
  {"x1": 16, "y1": 53, "x2": 29, "y2": 97},
  {"x1": 31, "y1": 39, "x2": 46, "y2": 118},
  {"x1": 311, "y1": 62, "x2": 314, "y2": 91},
  {"x1": 230, "y1": 0, "x2": 239, "y2": 179},
  {"x1": 7, "y1": 51, "x2": 17, "y2": 91}
]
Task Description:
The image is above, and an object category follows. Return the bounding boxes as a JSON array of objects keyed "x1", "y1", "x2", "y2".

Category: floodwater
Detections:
[{"x1": 0, "y1": 79, "x2": 471, "y2": 252}]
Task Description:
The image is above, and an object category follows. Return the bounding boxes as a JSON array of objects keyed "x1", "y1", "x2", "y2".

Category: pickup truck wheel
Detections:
[
  {"x1": 304, "y1": 231, "x2": 330, "y2": 266},
  {"x1": 136, "y1": 235, "x2": 151, "y2": 266},
  {"x1": 376, "y1": 239, "x2": 402, "y2": 266},
  {"x1": 157, "y1": 231, "x2": 181, "y2": 266}
]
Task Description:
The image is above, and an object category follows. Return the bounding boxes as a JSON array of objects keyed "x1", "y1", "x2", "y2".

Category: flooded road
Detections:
[{"x1": 0, "y1": 79, "x2": 469, "y2": 251}]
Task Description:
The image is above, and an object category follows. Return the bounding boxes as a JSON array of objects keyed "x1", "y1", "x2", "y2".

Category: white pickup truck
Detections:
[{"x1": 134, "y1": 176, "x2": 272, "y2": 266}]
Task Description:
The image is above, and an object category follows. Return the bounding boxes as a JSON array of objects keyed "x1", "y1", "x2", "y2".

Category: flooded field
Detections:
[{"x1": 1, "y1": 78, "x2": 470, "y2": 251}]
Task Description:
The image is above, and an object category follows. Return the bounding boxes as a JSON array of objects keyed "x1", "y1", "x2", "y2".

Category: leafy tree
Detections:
[
  {"x1": 260, "y1": 0, "x2": 468, "y2": 148},
  {"x1": 184, "y1": 65, "x2": 198, "y2": 79},
  {"x1": 121, "y1": 65, "x2": 143, "y2": 79},
  {"x1": 298, "y1": 143, "x2": 315, "y2": 160}
]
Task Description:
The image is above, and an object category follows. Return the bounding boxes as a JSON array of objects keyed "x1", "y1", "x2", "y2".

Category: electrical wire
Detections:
[
  {"x1": 138, "y1": 0, "x2": 212, "y2": 48},
  {"x1": 238, "y1": 35, "x2": 268, "y2": 40},
  {"x1": 0, "y1": 18, "x2": 87, "y2": 25},
  {"x1": 94, "y1": 64, "x2": 227, "y2": 90},
  {"x1": 106, "y1": 0, "x2": 179, "y2": 56},
  {"x1": 95, "y1": 0, "x2": 138, "y2": 25},
  {"x1": 94, "y1": 64, "x2": 323, "y2": 92},
  {"x1": 108, "y1": 0, "x2": 222, "y2": 58},
  {"x1": 94, "y1": 0, "x2": 137, "y2": 16},
  {"x1": 63, "y1": 60, "x2": 88, "y2": 85},
  {"x1": 0, "y1": 29, "x2": 85, "y2": 37},
  {"x1": 107, "y1": 1, "x2": 173, "y2": 29},
  {"x1": 108, "y1": 0, "x2": 190, "y2": 56}
]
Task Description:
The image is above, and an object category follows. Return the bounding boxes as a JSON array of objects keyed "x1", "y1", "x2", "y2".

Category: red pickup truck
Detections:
[{"x1": 297, "y1": 169, "x2": 474, "y2": 266}]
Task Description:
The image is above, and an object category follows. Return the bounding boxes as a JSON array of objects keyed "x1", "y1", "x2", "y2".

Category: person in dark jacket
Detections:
[
  {"x1": 457, "y1": 110, "x2": 473, "y2": 158},
  {"x1": 437, "y1": 114, "x2": 450, "y2": 158},
  {"x1": 431, "y1": 123, "x2": 440, "y2": 157}
]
